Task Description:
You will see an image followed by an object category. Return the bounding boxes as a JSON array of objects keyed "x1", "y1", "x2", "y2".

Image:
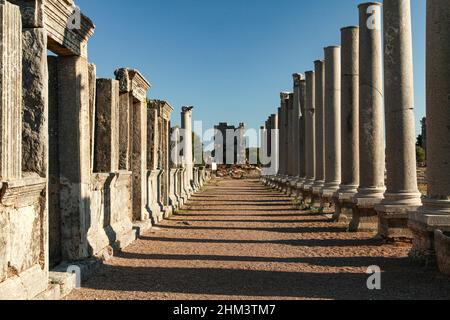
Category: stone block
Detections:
[{"x1": 94, "y1": 79, "x2": 120, "y2": 173}]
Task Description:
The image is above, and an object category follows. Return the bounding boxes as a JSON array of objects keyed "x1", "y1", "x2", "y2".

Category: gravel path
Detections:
[{"x1": 67, "y1": 178, "x2": 450, "y2": 300}]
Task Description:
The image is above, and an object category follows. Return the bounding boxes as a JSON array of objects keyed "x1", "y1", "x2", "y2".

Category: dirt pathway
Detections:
[{"x1": 67, "y1": 178, "x2": 450, "y2": 300}]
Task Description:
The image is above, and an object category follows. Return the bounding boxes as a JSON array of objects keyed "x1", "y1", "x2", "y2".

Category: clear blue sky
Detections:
[{"x1": 78, "y1": 0, "x2": 426, "y2": 137}]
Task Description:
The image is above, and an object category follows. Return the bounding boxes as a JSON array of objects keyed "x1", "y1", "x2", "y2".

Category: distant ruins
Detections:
[
  {"x1": 262, "y1": 0, "x2": 450, "y2": 276},
  {"x1": 0, "y1": 0, "x2": 210, "y2": 299}
]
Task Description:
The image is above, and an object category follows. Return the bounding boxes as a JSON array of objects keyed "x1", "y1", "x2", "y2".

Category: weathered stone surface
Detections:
[
  {"x1": 57, "y1": 55, "x2": 91, "y2": 261},
  {"x1": 0, "y1": 1, "x2": 23, "y2": 181},
  {"x1": 303, "y1": 72, "x2": 315, "y2": 192},
  {"x1": 94, "y1": 79, "x2": 120, "y2": 173}
]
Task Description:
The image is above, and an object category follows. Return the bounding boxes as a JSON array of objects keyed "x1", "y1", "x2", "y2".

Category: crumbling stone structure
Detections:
[{"x1": 0, "y1": 0, "x2": 210, "y2": 300}]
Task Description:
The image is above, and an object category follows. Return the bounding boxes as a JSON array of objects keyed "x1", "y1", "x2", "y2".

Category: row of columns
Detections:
[{"x1": 263, "y1": 0, "x2": 450, "y2": 268}]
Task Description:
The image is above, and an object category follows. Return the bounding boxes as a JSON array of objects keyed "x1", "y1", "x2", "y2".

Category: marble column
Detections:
[
  {"x1": 334, "y1": 26, "x2": 360, "y2": 222},
  {"x1": 303, "y1": 71, "x2": 316, "y2": 201},
  {"x1": 292, "y1": 74, "x2": 305, "y2": 188},
  {"x1": 322, "y1": 46, "x2": 342, "y2": 211},
  {"x1": 181, "y1": 106, "x2": 194, "y2": 197},
  {"x1": 280, "y1": 93, "x2": 291, "y2": 190},
  {"x1": 0, "y1": 1, "x2": 22, "y2": 181},
  {"x1": 409, "y1": 0, "x2": 450, "y2": 261},
  {"x1": 296, "y1": 78, "x2": 307, "y2": 192},
  {"x1": 375, "y1": 0, "x2": 422, "y2": 240},
  {"x1": 351, "y1": 2, "x2": 386, "y2": 232},
  {"x1": 312, "y1": 61, "x2": 326, "y2": 205},
  {"x1": 275, "y1": 106, "x2": 284, "y2": 189}
]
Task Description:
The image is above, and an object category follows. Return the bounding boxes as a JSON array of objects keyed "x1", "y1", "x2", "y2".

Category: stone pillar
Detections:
[
  {"x1": 94, "y1": 79, "x2": 120, "y2": 173},
  {"x1": 409, "y1": 0, "x2": 450, "y2": 261},
  {"x1": 116, "y1": 69, "x2": 151, "y2": 225},
  {"x1": 280, "y1": 93, "x2": 291, "y2": 191},
  {"x1": 147, "y1": 102, "x2": 163, "y2": 223},
  {"x1": 322, "y1": 46, "x2": 342, "y2": 211},
  {"x1": 21, "y1": 24, "x2": 48, "y2": 179},
  {"x1": 116, "y1": 68, "x2": 133, "y2": 171},
  {"x1": 351, "y1": 2, "x2": 386, "y2": 232},
  {"x1": 292, "y1": 74, "x2": 304, "y2": 189},
  {"x1": 0, "y1": 1, "x2": 22, "y2": 181},
  {"x1": 296, "y1": 78, "x2": 307, "y2": 192},
  {"x1": 335, "y1": 26, "x2": 360, "y2": 222},
  {"x1": 375, "y1": 0, "x2": 422, "y2": 240},
  {"x1": 312, "y1": 61, "x2": 325, "y2": 202},
  {"x1": 57, "y1": 55, "x2": 91, "y2": 260},
  {"x1": 181, "y1": 106, "x2": 194, "y2": 197},
  {"x1": 303, "y1": 71, "x2": 316, "y2": 200},
  {"x1": 287, "y1": 92, "x2": 296, "y2": 179},
  {"x1": 88, "y1": 64, "x2": 97, "y2": 172},
  {"x1": 271, "y1": 113, "x2": 280, "y2": 187}
]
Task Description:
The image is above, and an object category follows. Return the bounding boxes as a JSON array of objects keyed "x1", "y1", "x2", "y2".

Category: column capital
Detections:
[{"x1": 293, "y1": 73, "x2": 305, "y2": 86}]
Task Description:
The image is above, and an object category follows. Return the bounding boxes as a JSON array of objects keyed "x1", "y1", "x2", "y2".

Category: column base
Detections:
[
  {"x1": 349, "y1": 197, "x2": 383, "y2": 232},
  {"x1": 375, "y1": 204, "x2": 420, "y2": 241},
  {"x1": 333, "y1": 193, "x2": 356, "y2": 223},
  {"x1": 319, "y1": 190, "x2": 337, "y2": 214},
  {"x1": 408, "y1": 208, "x2": 450, "y2": 265}
]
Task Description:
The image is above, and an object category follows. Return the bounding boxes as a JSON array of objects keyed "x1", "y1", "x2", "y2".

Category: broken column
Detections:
[
  {"x1": 280, "y1": 93, "x2": 291, "y2": 192},
  {"x1": 296, "y1": 78, "x2": 307, "y2": 193},
  {"x1": 169, "y1": 126, "x2": 182, "y2": 209},
  {"x1": 409, "y1": 0, "x2": 450, "y2": 262},
  {"x1": 147, "y1": 101, "x2": 163, "y2": 223},
  {"x1": 291, "y1": 74, "x2": 304, "y2": 192},
  {"x1": 322, "y1": 46, "x2": 342, "y2": 211},
  {"x1": 375, "y1": 0, "x2": 422, "y2": 240},
  {"x1": 335, "y1": 26, "x2": 360, "y2": 222},
  {"x1": 115, "y1": 69, "x2": 151, "y2": 225},
  {"x1": 351, "y1": 2, "x2": 385, "y2": 232},
  {"x1": 302, "y1": 71, "x2": 316, "y2": 203},
  {"x1": 181, "y1": 106, "x2": 194, "y2": 198},
  {"x1": 312, "y1": 61, "x2": 325, "y2": 205}
]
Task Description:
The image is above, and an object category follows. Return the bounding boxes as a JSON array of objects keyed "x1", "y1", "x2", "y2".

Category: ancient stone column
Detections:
[
  {"x1": 409, "y1": 0, "x2": 450, "y2": 260},
  {"x1": 322, "y1": 46, "x2": 342, "y2": 211},
  {"x1": 271, "y1": 113, "x2": 280, "y2": 184},
  {"x1": 335, "y1": 26, "x2": 360, "y2": 221},
  {"x1": 303, "y1": 71, "x2": 316, "y2": 198},
  {"x1": 296, "y1": 78, "x2": 307, "y2": 191},
  {"x1": 116, "y1": 69, "x2": 151, "y2": 225},
  {"x1": 312, "y1": 61, "x2": 325, "y2": 203},
  {"x1": 116, "y1": 68, "x2": 133, "y2": 171},
  {"x1": 181, "y1": 106, "x2": 194, "y2": 197},
  {"x1": 375, "y1": 0, "x2": 422, "y2": 240},
  {"x1": 0, "y1": 1, "x2": 22, "y2": 181},
  {"x1": 280, "y1": 93, "x2": 291, "y2": 191},
  {"x1": 351, "y1": 2, "x2": 385, "y2": 232},
  {"x1": 293, "y1": 73, "x2": 305, "y2": 188},
  {"x1": 94, "y1": 79, "x2": 120, "y2": 173},
  {"x1": 275, "y1": 106, "x2": 283, "y2": 188},
  {"x1": 57, "y1": 55, "x2": 92, "y2": 260},
  {"x1": 147, "y1": 101, "x2": 163, "y2": 223}
]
